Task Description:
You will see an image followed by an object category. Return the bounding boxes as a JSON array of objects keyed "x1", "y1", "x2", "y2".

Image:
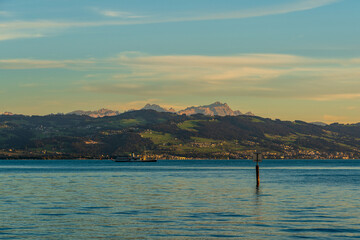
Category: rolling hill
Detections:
[{"x1": 0, "y1": 110, "x2": 359, "y2": 159}]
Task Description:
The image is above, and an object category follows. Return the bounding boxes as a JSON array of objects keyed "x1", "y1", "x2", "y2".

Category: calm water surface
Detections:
[{"x1": 0, "y1": 159, "x2": 359, "y2": 239}]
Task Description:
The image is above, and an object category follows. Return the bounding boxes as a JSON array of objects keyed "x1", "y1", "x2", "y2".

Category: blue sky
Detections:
[{"x1": 1, "y1": 0, "x2": 360, "y2": 123}]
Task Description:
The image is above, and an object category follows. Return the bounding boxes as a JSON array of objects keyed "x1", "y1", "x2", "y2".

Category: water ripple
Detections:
[{"x1": 0, "y1": 160, "x2": 360, "y2": 239}]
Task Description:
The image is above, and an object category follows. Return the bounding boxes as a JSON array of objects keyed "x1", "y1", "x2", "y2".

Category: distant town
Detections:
[{"x1": 0, "y1": 144, "x2": 355, "y2": 160}]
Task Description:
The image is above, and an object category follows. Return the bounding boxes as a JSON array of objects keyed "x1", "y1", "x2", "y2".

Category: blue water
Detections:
[{"x1": 0, "y1": 159, "x2": 359, "y2": 239}]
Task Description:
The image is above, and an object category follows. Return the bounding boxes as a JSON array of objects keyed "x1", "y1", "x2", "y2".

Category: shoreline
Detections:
[{"x1": 0, "y1": 157, "x2": 358, "y2": 160}]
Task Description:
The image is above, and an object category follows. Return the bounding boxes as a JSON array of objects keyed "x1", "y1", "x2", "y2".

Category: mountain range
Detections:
[
  {"x1": 178, "y1": 102, "x2": 254, "y2": 116},
  {"x1": 68, "y1": 108, "x2": 121, "y2": 118},
  {"x1": 67, "y1": 102, "x2": 254, "y2": 118}
]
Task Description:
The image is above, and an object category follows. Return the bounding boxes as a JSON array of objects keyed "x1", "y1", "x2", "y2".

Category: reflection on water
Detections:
[{"x1": 0, "y1": 159, "x2": 360, "y2": 239}]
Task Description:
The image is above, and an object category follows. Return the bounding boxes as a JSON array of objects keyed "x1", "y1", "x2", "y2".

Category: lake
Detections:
[{"x1": 0, "y1": 159, "x2": 359, "y2": 239}]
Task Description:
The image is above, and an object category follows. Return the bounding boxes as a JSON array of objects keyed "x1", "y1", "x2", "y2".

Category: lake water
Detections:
[{"x1": 0, "y1": 159, "x2": 359, "y2": 239}]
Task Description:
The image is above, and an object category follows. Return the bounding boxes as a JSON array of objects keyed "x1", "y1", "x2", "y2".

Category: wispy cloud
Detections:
[
  {"x1": 2, "y1": 52, "x2": 359, "y2": 102},
  {"x1": 177, "y1": 0, "x2": 340, "y2": 22},
  {"x1": 93, "y1": 8, "x2": 144, "y2": 19},
  {"x1": 0, "y1": 33, "x2": 44, "y2": 41},
  {"x1": 18, "y1": 82, "x2": 44, "y2": 88},
  {"x1": 81, "y1": 53, "x2": 360, "y2": 101},
  {"x1": 309, "y1": 93, "x2": 360, "y2": 101},
  {"x1": 0, "y1": 0, "x2": 340, "y2": 41},
  {"x1": 323, "y1": 114, "x2": 348, "y2": 123},
  {"x1": 0, "y1": 59, "x2": 95, "y2": 69},
  {"x1": 345, "y1": 106, "x2": 358, "y2": 110},
  {"x1": 101, "y1": 10, "x2": 143, "y2": 18},
  {"x1": 0, "y1": 11, "x2": 12, "y2": 17}
]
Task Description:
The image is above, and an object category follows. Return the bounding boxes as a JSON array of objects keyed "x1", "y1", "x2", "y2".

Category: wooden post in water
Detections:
[
  {"x1": 256, "y1": 163, "x2": 260, "y2": 186},
  {"x1": 253, "y1": 152, "x2": 262, "y2": 187}
]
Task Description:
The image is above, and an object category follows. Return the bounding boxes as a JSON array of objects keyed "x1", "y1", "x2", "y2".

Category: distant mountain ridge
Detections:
[
  {"x1": 141, "y1": 104, "x2": 176, "y2": 113},
  {"x1": 68, "y1": 109, "x2": 120, "y2": 118},
  {"x1": 66, "y1": 102, "x2": 254, "y2": 118},
  {"x1": 0, "y1": 112, "x2": 14, "y2": 116},
  {"x1": 310, "y1": 122, "x2": 328, "y2": 127},
  {"x1": 178, "y1": 102, "x2": 254, "y2": 117}
]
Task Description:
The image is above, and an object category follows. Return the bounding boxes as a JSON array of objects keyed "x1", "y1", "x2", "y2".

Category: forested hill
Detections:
[{"x1": 1, "y1": 110, "x2": 359, "y2": 159}]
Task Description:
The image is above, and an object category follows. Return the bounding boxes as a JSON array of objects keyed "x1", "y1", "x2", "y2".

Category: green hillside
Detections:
[{"x1": 0, "y1": 110, "x2": 359, "y2": 159}]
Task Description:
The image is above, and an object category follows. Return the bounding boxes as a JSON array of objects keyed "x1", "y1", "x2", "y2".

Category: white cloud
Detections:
[{"x1": 0, "y1": 0, "x2": 340, "y2": 41}]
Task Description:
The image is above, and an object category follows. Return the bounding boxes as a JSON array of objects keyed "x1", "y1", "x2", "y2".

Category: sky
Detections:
[{"x1": 0, "y1": 0, "x2": 360, "y2": 123}]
